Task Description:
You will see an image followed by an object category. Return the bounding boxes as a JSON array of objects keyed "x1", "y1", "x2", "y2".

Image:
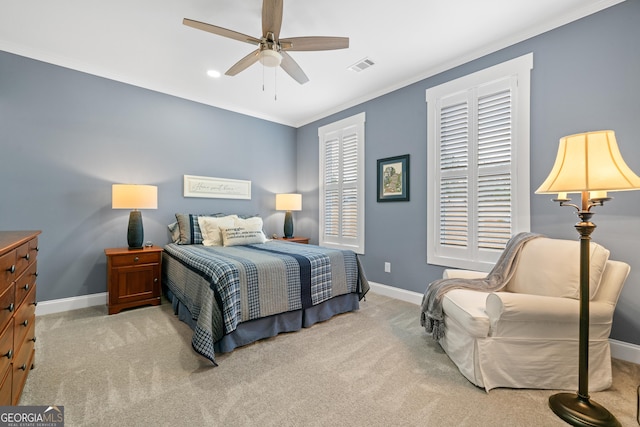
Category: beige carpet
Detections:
[{"x1": 21, "y1": 293, "x2": 640, "y2": 426}]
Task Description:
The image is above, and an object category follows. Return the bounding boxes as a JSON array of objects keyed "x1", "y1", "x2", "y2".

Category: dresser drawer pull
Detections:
[
  {"x1": 35, "y1": 247, "x2": 39, "y2": 252},
  {"x1": 3, "y1": 349, "x2": 12, "y2": 360},
  {"x1": 23, "y1": 253, "x2": 30, "y2": 261},
  {"x1": 5, "y1": 303, "x2": 14, "y2": 312},
  {"x1": 22, "y1": 283, "x2": 29, "y2": 292},
  {"x1": 30, "y1": 337, "x2": 36, "y2": 343},
  {"x1": 6, "y1": 265, "x2": 15, "y2": 274},
  {"x1": 35, "y1": 272, "x2": 38, "y2": 278},
  {"x1": 154, "y1": 278, "x2": 158, "y2": 283},
  {"x1": 21, "y1": 319, "x2": 28, "y2": 327},
  {"x1": 134, "y1": 256, "x2": 139, "y2": 262},
  {"x1": 32, "y1": 301, "x2": 38, "y2": 307},
  {"x1": 19, "y1": 364, "x2": 26, "y2": 371}
]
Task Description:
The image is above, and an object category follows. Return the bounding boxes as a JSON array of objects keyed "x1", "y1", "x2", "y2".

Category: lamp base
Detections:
[
  {"x1": 127, "y1": 210, "x2": 144, "y2": 249},
  {"x1": 549, "y1": 393, "x2": 620, "y2": 427},
  {"x1": 283, "y1": 211, "x2": 294, "y2": 238}
]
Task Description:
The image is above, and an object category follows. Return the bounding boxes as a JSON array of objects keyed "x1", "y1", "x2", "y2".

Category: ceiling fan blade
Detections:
[
  {"x1": 280, "y1": 36, "x2": 349, "y2": 51},
  {"x1": 262, "y1": 0, "x2": 283, "y2": 39},
  {"x1": 183, "y1": 18, "x2": 261, "y2": 45},
  {"x1": 225, "y1": 50, "x2": 261, "y2": 76},
  {"x1": 280, "y1": 51, "x2": 309, "y2": 84}
]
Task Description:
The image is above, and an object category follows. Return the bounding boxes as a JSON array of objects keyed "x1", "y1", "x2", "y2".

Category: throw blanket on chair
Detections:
[{"x1": 420, "y1": 232, "x2": 543, "y2": 340}]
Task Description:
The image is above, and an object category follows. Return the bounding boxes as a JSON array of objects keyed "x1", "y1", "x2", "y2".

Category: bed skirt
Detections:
[{"x1": 165, "y1": 287, "x2": 359, "y2": 355}]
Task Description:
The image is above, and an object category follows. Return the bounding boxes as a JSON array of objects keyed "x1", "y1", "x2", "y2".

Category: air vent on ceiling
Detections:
[{"x1": 348, "y1": 57, "x2": 375, "y2": 73}]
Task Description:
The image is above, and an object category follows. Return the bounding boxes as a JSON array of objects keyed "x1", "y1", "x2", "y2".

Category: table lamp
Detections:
[
  {"x1": 536, "y1": 130, "x2": 640, "y2": 427},
  {"x1": 275, "y1": 193, "x2": 302, "y2": 238},
  {"x1": 112, "y1": 184, "x2": 158, "y2": 249}
]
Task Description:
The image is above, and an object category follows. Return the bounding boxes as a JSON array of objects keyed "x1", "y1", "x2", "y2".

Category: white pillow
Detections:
[
  {"x1": 198, "y1": 215, "x2": 238, "y2": 246},
  {"x1": 220, "y1": 226, "x2": 267, "y2": 246},
  {"x1": 234, "y1": 216, "x2": 264, "y2": 231},
  {"x1": 505, "y1": 238, "x2": 610, "y2": 300}
]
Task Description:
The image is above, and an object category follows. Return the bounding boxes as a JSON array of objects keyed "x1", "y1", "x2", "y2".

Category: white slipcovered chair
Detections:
[{"x1": 438, "y1": 237, "x2": 629, "y2": 391}]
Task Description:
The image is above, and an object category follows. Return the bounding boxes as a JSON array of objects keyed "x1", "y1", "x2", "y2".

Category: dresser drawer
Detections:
[
  {"x1": 0, "y1": 250, "x2": 16, "y2": 294},
  {"x1": 14, "y1": 287, "x2": 35, "y2": 354},
  {"x1": 15, "y1": 262, "x2": 37, "y2": 308},
  {"x1": 0, "y1": 321, "x2": 14, "y2": 380},
  {"x1": 14, "y1": 241, "x2": 33, "y2": 279},
  {"x1": 0, "y1": 286, "x2": 15, "y2": 339},
  {"x1": 12, "y1": 329, "x2": 34, "y2": 405},
  {"x1": 110, "y1": 251, "x2": 160, "y2": 267},
  {"x1": 0, "y1": 365, "x2": 11, "y2": 406}
]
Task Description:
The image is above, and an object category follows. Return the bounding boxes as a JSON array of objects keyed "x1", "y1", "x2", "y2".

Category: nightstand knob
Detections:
[
  {"x1": 134, "y1": 256, "x2": 139, "y2": 262},
  {"x1": 21, "y1": 319, "x2": 28, "y2": 327},
  {"x1": 7, "y1": 265, "x2": 15, "y2": 274},
  {"x1": 3, "y1": 349, "x2": 12, "y2": 360},
  {"x1": 5, "y1": 303, "x2": 13, "y2": 312},
  {"x1": 154, "y1": 278, "x2": 158, "y2": 283}
]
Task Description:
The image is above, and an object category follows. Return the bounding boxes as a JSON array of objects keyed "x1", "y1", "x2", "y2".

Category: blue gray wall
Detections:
[
  {"x1": 296, "y1": 1, "x2": 640, "y2": 344},
  {"x1": 0, "y1": 52, "x2": 297, "y2": 302}
]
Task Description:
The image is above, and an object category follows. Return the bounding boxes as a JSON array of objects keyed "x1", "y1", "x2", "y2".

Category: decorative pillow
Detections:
[
  {"x1": 174, "y1": 213, "x2": 226, "y2": 245},
  {"x1": 220, "y1": 226, "x2": 267, "y2": 246},
  {"x1": 168, "y1": 222, "x2": 180, "y2": 243},
  {"x1": 198, "y1": 215, "x2": 238, "y2": 246},
  {"x1": 505, "y1": 237, "x2": 610, "y2": 300}
]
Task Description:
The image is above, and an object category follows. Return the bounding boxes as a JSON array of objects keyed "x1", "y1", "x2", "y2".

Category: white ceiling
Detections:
[{"x1": 0, "y1": 0, "x2": 623, "y2": 127}]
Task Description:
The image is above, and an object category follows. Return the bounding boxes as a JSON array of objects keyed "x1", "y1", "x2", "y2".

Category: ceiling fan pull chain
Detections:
[
  {"x1": 262, "y1": 65, "x2": 265, "y2": 92},
  {"x1": 274, "y1": 67, "x2": 277, "y2": 101}
]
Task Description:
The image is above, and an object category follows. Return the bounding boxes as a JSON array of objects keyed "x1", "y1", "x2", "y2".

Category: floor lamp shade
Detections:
[
  {"x1": 276, "y1": 193, "x2": 302, "y2": 238},
  {"x1": 536, "y1": 130, "x2": 640, "y2": 427},
  {"x1": 112, "y1": 184, "x2": 158, "y2": 249}
]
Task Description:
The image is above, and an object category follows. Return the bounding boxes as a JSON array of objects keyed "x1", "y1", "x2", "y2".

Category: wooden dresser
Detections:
[{"x1": 0, "y1": 230, "x2": 39, "y2": 405}]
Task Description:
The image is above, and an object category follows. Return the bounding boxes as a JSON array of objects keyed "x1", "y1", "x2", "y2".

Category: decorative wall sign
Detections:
[
  {"x1": 377, "y1": 154, "x2": 410, "y2": 202},
  {"x1": 183, "y1": 175, "x2": 252, "y2": 199}
]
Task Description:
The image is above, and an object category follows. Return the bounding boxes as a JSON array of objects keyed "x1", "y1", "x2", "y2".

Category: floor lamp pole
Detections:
[{"x1": 548, "y1": 192, "x2": 620, "y2": 427}]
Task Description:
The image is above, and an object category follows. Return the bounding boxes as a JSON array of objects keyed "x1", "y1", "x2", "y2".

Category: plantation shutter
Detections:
[
  {"x1": 427, "y1": 53, "x2": 532, "y2": 270},
  {"x1": 319, "y1": 113, "x2": 365, "y2": 254}
]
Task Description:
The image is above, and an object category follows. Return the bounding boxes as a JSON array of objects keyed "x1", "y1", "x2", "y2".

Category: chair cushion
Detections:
[
  {"x1": 505, "y1": 237, "x2": 609, "y2": 300},
  {"x1": 442, "y1": 289, "x2": 491, "y2": 338}
]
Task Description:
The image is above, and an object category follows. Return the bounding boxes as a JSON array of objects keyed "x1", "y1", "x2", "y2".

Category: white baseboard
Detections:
[
  {"x1": 36, "y1": 292, "x2": 107, "y2": 316},
  {"x1": 368, "y1": 281, "x2": 640, "y2": 365}
]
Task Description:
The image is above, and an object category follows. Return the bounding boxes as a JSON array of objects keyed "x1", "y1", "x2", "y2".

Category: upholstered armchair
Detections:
[{"x1": 438, "y1": 237, "x2": 630, "y2": 391}]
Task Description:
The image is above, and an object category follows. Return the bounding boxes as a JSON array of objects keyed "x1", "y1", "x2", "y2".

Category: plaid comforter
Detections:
[{"x1": 163, "y1": 241, "x2": 368, "y2": 363}]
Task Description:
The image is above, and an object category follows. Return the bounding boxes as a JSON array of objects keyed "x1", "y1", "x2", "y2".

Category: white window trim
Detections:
[
  {"x1": 318, "y1": 112, "x2": 365, "y2": 254},
  {"x1": 426, "y1": 53, "x2": 533, "y2": 271}
]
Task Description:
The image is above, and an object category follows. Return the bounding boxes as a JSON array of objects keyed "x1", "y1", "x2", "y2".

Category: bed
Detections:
[{"x1": 162, "y1": 238, "x2": 369, "y2": 365}]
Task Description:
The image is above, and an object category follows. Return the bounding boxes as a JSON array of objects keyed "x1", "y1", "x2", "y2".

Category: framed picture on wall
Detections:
[{"x1": 377, "y1": 154, "x2": 410, "y2": 202}]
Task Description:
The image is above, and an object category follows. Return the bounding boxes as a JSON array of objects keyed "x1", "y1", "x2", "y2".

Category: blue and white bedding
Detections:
[{"x1": 162, "y1": 240, "x2": 369, "y2": 364}]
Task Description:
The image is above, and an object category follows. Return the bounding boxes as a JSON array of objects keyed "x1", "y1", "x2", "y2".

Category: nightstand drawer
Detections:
[{"x1": 110, "y1": 252, "x2": 160, "y2": 267}]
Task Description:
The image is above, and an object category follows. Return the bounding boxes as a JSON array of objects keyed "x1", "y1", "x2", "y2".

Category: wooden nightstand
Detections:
[
  {"x1": 104, "y1": 246, "x2": 162, "y2": 315},
  {"x1": 274, "y1": 236, "x2": 310, "y2": 244}
]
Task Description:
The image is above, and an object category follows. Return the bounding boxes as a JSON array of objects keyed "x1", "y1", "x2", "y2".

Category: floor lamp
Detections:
[{"x1": 536, "y1": 130, "x2": 640, "y2": 427}]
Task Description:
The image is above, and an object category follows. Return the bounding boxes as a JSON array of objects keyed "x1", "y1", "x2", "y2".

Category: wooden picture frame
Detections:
[{"x1": 377, "y1": 154, "x2": 410, "y2": 202}]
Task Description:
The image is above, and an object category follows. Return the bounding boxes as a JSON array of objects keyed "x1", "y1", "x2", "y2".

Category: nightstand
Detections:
[
  {"x1": 274, "y1": 236, "x2": 310, "y2": 244},
  {"x1": 104, "y1": 246, "x2": 162, "y2": 314}
]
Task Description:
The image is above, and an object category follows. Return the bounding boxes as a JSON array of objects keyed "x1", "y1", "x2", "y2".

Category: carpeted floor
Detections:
[{"x1": 21, "y1": 293, "x2": 640, "y2": 426}]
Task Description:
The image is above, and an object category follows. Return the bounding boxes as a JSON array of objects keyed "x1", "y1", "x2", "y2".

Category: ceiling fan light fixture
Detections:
[{"x1": 259, "y1": 50, "x2": 282, "y2": 68}]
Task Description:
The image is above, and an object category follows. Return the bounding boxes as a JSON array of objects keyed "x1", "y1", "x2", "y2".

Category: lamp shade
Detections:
[
  {"x1": 536, "y1": 130, "x2": 640, "y2": 194},
  {"x1": 112, "y1": 184, "x2": 158, "y2": 209},
  {"x1": 275, "y1": 193, "x2": 302, "y2": 211}
]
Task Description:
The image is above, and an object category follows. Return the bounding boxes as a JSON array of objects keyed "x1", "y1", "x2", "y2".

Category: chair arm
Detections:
[
  {"x1": 486, "y1": 292, "x2": 613, "y2": 324},
  {"x1": 443, "y1": 269, "x2": 487, "y2": 280}
]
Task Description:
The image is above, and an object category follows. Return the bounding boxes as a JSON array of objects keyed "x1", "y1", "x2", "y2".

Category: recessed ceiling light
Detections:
[{"x1": 207, "y1": 69, "x2": 221, "y2": 78}]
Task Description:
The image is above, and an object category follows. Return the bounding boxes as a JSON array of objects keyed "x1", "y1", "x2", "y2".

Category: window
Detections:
[
  {"x1": 318, "y1": 112, "x2": 365, "y2": 254},
  {"x1": 426, "y1": 54, "x2": 532, "y2": 271}
]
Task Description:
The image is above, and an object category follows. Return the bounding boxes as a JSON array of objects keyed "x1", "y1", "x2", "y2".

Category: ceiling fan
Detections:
[{"x1": 183, "y1": 0, "x2": 349, "y2": 84}]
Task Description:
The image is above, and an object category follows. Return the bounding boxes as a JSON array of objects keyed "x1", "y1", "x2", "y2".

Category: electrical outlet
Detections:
[{"x1": 384, "y1": 262, "x2": 391, "y2": 273}]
